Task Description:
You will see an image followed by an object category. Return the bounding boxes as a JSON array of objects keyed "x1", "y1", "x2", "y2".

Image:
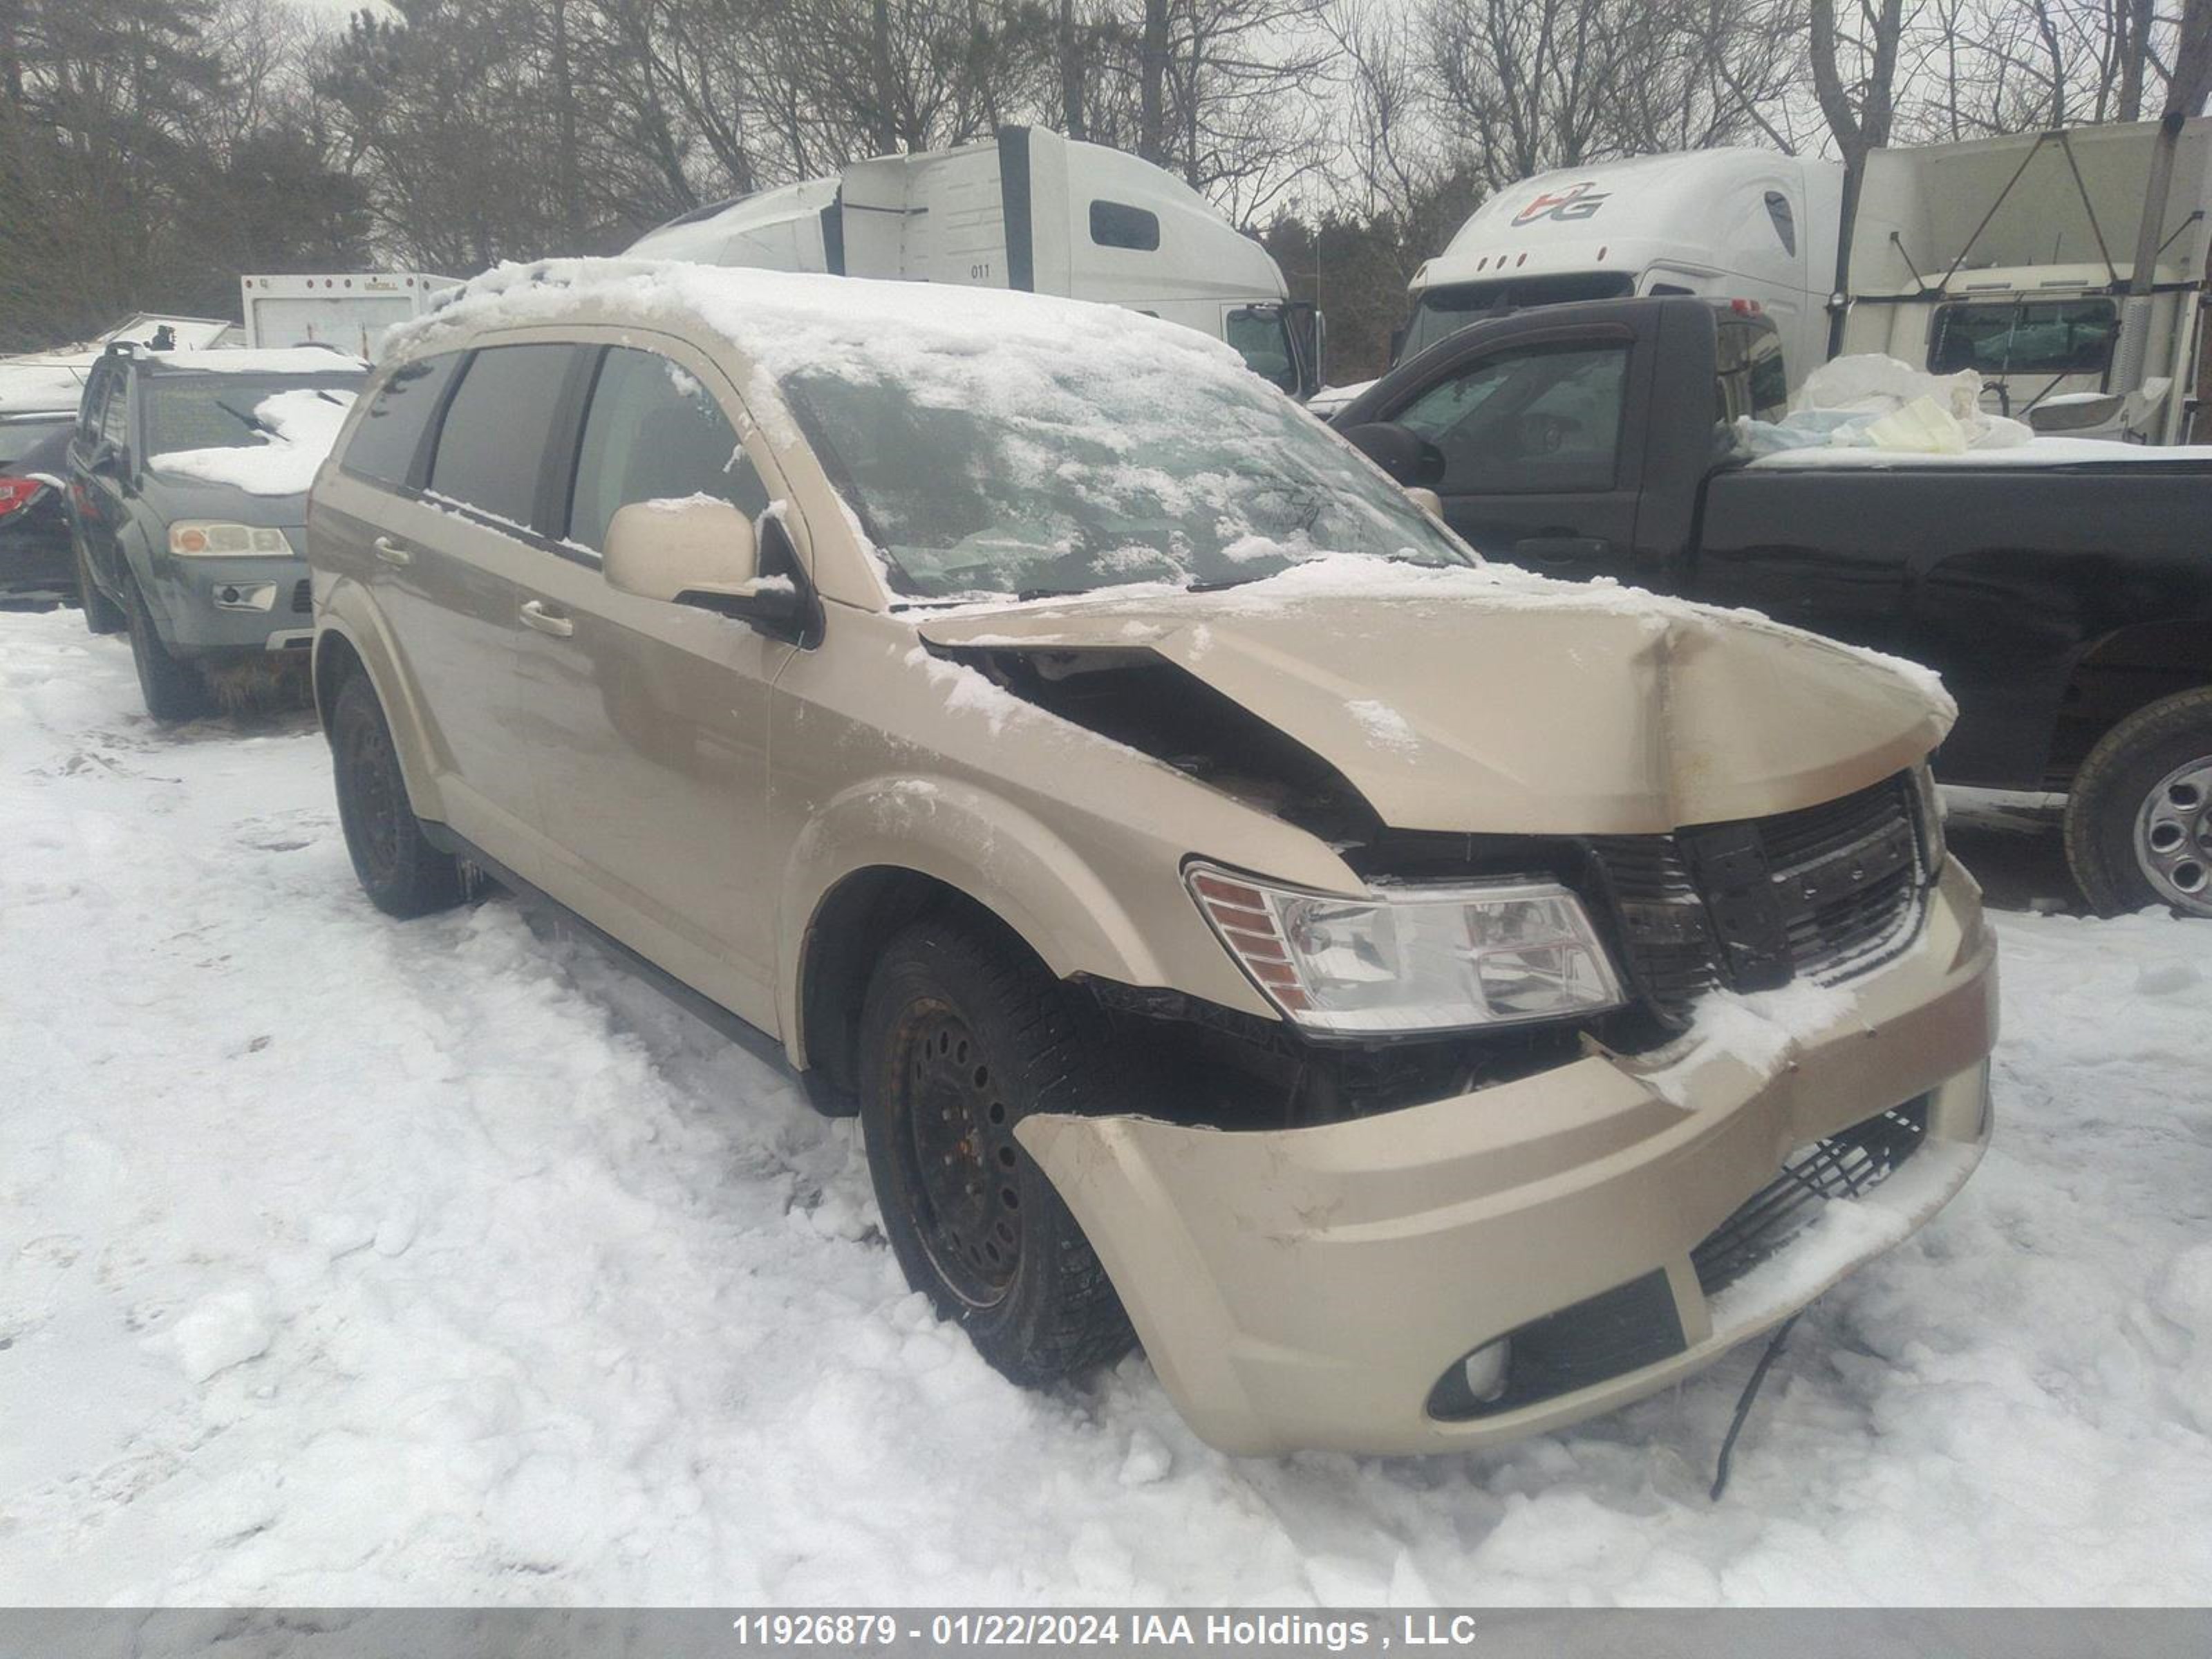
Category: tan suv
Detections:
[{"x1": 305, "y1": 261, "x2": 1998, "y2": 1457}]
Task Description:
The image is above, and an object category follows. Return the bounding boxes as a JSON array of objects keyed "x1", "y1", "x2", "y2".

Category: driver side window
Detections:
[
  {"x1": 567, "y1": 346, "x2": 769, "y2": 553},
  {"x1": 1391, "y1": 343, "x2": 1628, "y2": 496}
]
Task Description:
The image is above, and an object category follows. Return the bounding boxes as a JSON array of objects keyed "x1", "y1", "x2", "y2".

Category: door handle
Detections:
[
  {"x1": 371, "y1": 535, "x2": 413, "y2": 568},
  {"x1": 518, "y1": 599, "x2": 574, "y2": 638},
  {"x1": 1512, "y1": 535, "x2": 1612, "y2": 564}
]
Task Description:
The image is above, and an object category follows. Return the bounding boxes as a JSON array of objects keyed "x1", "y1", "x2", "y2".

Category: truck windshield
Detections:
[
  {"x1": 780, "y1": 364, "x2": 1470, "y2": 601},
  {"x1": 1225, "y1": 306, "x2": 1297, "y2": 392},
  {"x1": 144, "y1": 373, "x2": 366, "y2": 453},
  {"x1": 1929, "y1": 299, "x2": 2117, "y2": 377},
  {"x1": 1402, "y1": 273, "x2": 1633, "y2": 359}
]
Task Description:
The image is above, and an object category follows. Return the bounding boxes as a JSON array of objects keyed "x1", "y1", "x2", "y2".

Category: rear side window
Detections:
[
  {"x1": 566, "y1": 347, "x2": 767, "y2": 552},
  {"x1": 428, "y1": 345, "x2": 579, "y2": 529},
  {"x1": 99, "y1": 374, "x2": 131, "y2": 447},
  {"x1": 1090, "y1": 200, "x2": 1161, "y2": 252},
  {"x1": 344, "y1": 352, "x2": 462, "y2": 487},
  {"x1": 78, "y1": 369, "x2": 115, "y2": 441}
]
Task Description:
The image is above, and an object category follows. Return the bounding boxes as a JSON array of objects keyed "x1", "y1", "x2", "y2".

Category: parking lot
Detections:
[{"x1": 3, "y1": 603, "x2": 2209, "y2": 1604}]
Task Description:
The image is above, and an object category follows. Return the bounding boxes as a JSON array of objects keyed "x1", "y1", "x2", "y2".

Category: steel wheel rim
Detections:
[
  {"x1": 892, "y1": 1001, "x2": 1022, "y2": 1309},
  {"x1": 2133, "y1": 756, "x2": 2212, "y2": 915},
  {"x1": 340, "y1": 715, "x2": 406, "y2": 885}
]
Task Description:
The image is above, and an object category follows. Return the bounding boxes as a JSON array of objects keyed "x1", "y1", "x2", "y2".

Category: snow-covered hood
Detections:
[{"x1": 916, "y1": 560, "x2": 1952, "y2": 836}]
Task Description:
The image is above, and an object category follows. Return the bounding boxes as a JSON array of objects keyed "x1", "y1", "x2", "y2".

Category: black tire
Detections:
[
  {"x1": 2064, "y1": 686, "x2": 2212, "y2": 918},
  {"x1": 122, "y1": 578, "x2": 207, "y2": 722},
  {"x1": 856, "y1": 917, "x2": 1136, "y2": 1386},
  {"x1": 330, "y1": 671, "x2": 465, "y2": 919},
  {"x1": 75, "y1": 540, "x2": 124, "y2": 634}
]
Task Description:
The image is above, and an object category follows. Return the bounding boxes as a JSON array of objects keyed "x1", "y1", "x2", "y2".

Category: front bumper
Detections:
[
  {"x1": 145, "y1": 550, "x2": 315, "y2": 655},
  {"x1": 1018, "y1": 859, "x2": 1998, "y2": 1456}
]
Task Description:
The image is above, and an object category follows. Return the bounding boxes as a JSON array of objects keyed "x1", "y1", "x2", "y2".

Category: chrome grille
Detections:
[{"x1": 1595, "y1": 773, "x2": 1928, "y2": 1023}]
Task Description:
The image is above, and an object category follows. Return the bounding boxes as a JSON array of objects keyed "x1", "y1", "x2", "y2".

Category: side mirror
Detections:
[
  {"x1": 605, "y1": 496, "x2": 760, "y2": 605},
  {"x1": 603, "y1": 496, "x2": 818, "y2": 644},
  {"x1": 88, "y1": 440, "x2": 125, "y2": 476},
  {"x1": 1404, "y1": 486, "x2": 1444, "y2": 518},
  {"x1": 1340, "y1": 421, "x2": 1445, "y2": 487}
]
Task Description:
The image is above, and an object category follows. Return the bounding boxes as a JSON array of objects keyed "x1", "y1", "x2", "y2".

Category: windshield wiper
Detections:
[{"x1": 214, "y1": 397, "x2": 274, "y2": 438}]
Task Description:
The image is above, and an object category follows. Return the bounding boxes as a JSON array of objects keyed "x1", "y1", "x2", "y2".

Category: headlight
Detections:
[
  {"x1": 1187, "y1": 863, "x2": 1624, "y2": 1035},
  {"x1": 1909, "y1": 762, "x2": 1947, "y2": 874},
  {"x1": 169, "y1": 522, "x2": 293, "y2": 557}
]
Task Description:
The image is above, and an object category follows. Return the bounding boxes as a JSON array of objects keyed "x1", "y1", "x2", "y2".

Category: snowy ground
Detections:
[{"x1": 3, "y1": 604, "x2": 2211, "y2": 1606}]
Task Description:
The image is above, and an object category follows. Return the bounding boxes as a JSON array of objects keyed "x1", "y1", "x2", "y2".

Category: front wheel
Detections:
[
  {"x1": 122, "y1": 579, "x2": 206, "y2": 722},
  {"x1": 2065, "y1": 686, "x2": 2212, "y2": 917},
  {"x1": 856, "y1": 917, "x2": 1135, "y2": 1386},
  {"x1": 330, "y1": 671, "x2": 465, "y2": 918}
]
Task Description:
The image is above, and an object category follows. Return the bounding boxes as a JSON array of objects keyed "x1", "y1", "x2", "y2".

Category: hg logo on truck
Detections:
[{"x1": 1512, "y1": 182, "x2": 1610, "y2": 225}]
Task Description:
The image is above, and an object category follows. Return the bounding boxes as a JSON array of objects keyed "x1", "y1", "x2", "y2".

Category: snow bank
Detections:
[{"x1": 150, "y1": 388, "x2": 357, "y2": 496}]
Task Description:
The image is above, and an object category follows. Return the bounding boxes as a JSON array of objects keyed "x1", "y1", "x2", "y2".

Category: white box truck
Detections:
[
  {"x1": 239, "y1": 272, "x2": 459, "y2": 358},
  {"x1": 1839, "y1": 118, "x2": 2212, "y2": 444},
  {"x1": 624, "y1": 126, "x2": 1323, "y2": 397}
]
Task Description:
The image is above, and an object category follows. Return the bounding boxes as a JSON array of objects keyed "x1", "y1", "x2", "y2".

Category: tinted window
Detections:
[
  {"x1": 1929, "y1": 299, "x2": 2118, "y2": 376},
  {"x1": 99, "y1": 373, "x2": 131, "y2": 447},
  {"x1": 1391, "y1": 343, "x2": 1629, "y2": 494},
  {"x1": 344, "y1": 352, "x2": 462, "y2": 487},
  {"x1": 566, "y1": 348, "x2": 767, "y2": 552},
  {"x1": 1763, "y1": 190, "x2": 1797, "y2": 256},
  {"x1": 78, "y1": 369, "x2": 114, "y2": 441},
  {"x1": 1401, "y1": 272, "x2": 1634, "y2": 357},
  {"x1": 428, "y1": 345, "x2": 578, "y2": 528},
  {"x1": 0, "y1": 418, "x2": 73, "y2": 469},
  {"x1": 1090, "y1": 200, "x2": 1161, "y2": 252},
  {"x1": 1225, "y1": 307, "x2": 1295, "y2": 392}
]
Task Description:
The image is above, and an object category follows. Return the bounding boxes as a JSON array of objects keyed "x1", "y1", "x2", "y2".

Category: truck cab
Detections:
[
  {"x1": 625, "y1": 126, "x2": 1324, "y2": 398},
  {"x1": 1398, "y1": 150, "x2": 1843, "y2": 388}
]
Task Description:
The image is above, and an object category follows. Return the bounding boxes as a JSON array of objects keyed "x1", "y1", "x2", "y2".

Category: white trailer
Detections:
[
  {"x1": 239, "y1": 272, "x2": 459, "y2": 358},
  {"x1": 626, "y1": 126, "x2": 1322, "y2": 397},
  {"x1": 1839, "y1": 118, "x2": 2212, "y2": 444},
  {"x1": 1397, "y1": 149, "x2": 1846, "y2": 388}
]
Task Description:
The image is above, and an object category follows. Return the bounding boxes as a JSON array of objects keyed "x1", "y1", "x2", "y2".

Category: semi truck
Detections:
[
  {"x1": 624, "y1": 126, "x2": 1324, "y2": 398},
  {"x1": 1380, "y1": 119, "x2": 2212, "y2": 443}
]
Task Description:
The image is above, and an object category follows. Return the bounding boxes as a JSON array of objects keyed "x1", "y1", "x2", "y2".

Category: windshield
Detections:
[
  {"x1": 780, "y1": 359, "x2": 1470, "y2": 602},
  {"x1": 145, "y1": 372, "x2": 366, "y2": 454},
  {"x1": 1225, "y1": 305, "x2": 1297, "y2": 393},
  {"x1": 1401, "y1": 272, "x2": 1634, "y2": 359}
]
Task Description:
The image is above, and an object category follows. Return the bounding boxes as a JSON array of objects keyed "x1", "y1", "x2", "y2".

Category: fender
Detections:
[
  {"x1": 314, "y1": 579, "x2": 451, "y2": 825},
  {"x1": 776, "y1": 773, "x2": 1172, "y2": 1069}
]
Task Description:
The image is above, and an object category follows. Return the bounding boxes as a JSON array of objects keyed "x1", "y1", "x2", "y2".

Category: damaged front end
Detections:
[{"x1": 913, "y1": 589, "x2": 1994, "y2": 1456}]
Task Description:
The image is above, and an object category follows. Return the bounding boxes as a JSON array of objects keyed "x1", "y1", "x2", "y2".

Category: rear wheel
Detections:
[
  {"x1": 122, "y1": 579, "x2": 207, "y2": 722},
  {"x1": 2065, "y1": 687, "x2": 2212, "y2": 918},
  {"x1": 75, "y1": 540, "x2": 124, "y2": 634},
  {"x1": 856, "y1": 917, "x2": 1135, "y2": 1386},
  {"x1": 330, "y1": 671, "x2": 465, "y2": 918}
]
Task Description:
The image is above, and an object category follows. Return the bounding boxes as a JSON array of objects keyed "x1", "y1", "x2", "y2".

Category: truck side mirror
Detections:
[{"x1": 1339, "y1": 422, "x2": 1445, "y2": 488}]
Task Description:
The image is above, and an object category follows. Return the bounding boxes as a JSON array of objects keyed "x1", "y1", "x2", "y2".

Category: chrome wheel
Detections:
[{"x1": 2134, "y1": 757, "x2": 2212, "y2": 915}]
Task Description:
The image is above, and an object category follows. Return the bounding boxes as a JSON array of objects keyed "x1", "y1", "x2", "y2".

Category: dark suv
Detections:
[{"x1": 69, "y1": 343, "x2": 366, "y2": 720}]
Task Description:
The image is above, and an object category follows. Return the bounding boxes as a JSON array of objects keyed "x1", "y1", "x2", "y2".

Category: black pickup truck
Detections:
[{"x1": 1333, "y1": 294, "x2": 2212, "y2": 919}]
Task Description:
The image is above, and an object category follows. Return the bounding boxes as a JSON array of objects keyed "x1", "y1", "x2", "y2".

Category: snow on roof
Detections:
[
  {"x1": 395, "y1": 258, "x2": 1248, "y2": 392},
  {"x1": 149, "y1": 388, "x2": 357, "y2": 496},
  {"x1": 144, "y1": 348, "x2": 367, "y2": 375}
]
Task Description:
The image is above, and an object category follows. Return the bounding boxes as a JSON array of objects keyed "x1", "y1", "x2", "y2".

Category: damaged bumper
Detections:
[{"x1": 1017, "y1": 859, "x2": 1998, "y2": 1456}]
